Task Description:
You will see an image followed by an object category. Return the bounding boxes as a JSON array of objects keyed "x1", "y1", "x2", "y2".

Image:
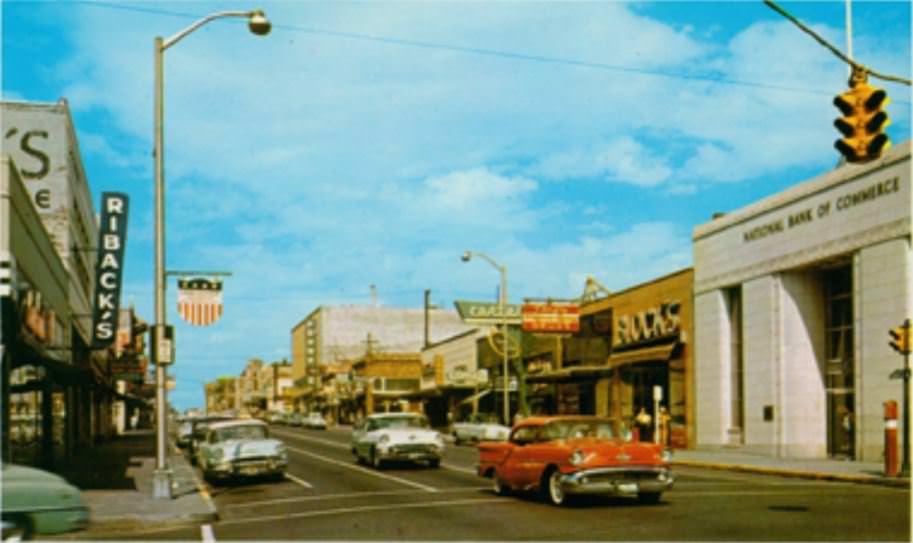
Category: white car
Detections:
[
  {"x1": 351, "y1": 413, "x2": 444, "y2": 469},
  {"x1": 451, "y1": 414, "x2": 510, "y2": 444},
  {"x1": 196, "y1": 419, "x2": 288, "y2": 482},
  {"x1": 303, "y1": 413, "x2": 327, "y2": 429}
]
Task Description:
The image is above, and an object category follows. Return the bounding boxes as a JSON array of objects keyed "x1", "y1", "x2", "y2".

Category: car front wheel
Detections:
[
  {"x1": 1, "y1": 516, "x2": 32, "y2": 542},
  {"x1": 545, "y1": 469, "x2": 565, "y2": 506},
  {"x1": 370, "y1": 448, "x2": 384, "y2": 469},
  {"x1": 492, "y1": 473, "x2": 511, "y2": 496}
]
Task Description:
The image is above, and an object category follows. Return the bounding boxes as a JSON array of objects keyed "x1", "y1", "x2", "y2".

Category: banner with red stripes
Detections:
[{"x1": 177, "y1": 278, "x2": 223, "y2": 326}]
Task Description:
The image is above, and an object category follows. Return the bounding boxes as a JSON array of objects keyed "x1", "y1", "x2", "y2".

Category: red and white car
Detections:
[{"x1": 477, "y1": 415, "x2": 674, "y2": 506}]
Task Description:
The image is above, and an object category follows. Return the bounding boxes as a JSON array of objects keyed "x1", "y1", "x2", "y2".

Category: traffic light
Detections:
[
  {"x1": 889, "y1": 325, "x2": 911, "y2": 355},
  {"x1": 833, "y1": 77, "x2": 891, "y2": 163}
]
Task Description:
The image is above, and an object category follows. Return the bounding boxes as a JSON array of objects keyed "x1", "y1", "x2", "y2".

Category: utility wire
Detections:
[
  {"x1": 764, "y1": 0, "x2": 911, "y2": 86},
  {"x1": 71, "y1": 0, "x2": 888, "y2": 98}
]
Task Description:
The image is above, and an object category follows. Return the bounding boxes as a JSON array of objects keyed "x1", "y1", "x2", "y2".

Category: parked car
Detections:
[
  {"x1": 1, "y1": 463, "x2": 89, "y2": 540},
  {"x1": 303, "y1": 413, "x2": 327, "y2": 430},
  {"x1": 176, "y1": 416, "x2": 199, "y2": 448},
  {"x1": 351, "y1": 412, "x2": 444, "y2": 469},
  {"x1": 477, "y1": 416, "x2": 674, "y2": 506},
  {"x1": 196, "y1": 419, "x2": 288, "y2": 483},
  {"x1": 286, "y1": 412, "x2": 303, "y2": 427},
  {"x1": 267, "y1": 412, "x2": 284, "y2": 424},
  {"x1": 187, "y1": 416, "x2": 232, "y2": 463},
  {"x1": 451, "y1": 414, "x2": 510, "y2": 444}
]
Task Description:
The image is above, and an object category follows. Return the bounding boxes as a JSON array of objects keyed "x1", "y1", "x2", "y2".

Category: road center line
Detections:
[
  {"x1": 284, "y1": 472, "x2": 314, "y2": 488},
  {"x1": 201, "y1": 524, "x2": 215, "y2": 542},
  {"x1": 285, "y1": 444, "x2": 439, "y2": 493},
  {"x1": 218, "y1": 497, "x2": 506, "y2": 527},
  {"x1": 225, "y1": 486, "x2": 490, "y2": 511}
]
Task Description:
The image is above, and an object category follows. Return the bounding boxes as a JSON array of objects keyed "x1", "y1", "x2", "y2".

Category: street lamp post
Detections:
[
  {"x1": 152, "y1": 9, "x2": 270, "y2": 499},
  {"x1": 462, "y1": 251, "x2": 510, "y2": 426}
]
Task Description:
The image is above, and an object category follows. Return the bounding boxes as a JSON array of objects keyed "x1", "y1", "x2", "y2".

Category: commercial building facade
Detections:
[
  {"x1": 289, "y1": 304, "x2": 472, "y2": 411},
  {"x1": 528, "y1": 269, "x2": 694, "y2": 448},
  {"x1": 693, "y1": 142, "x2": 910, "y2": 461},
  {"x1": 1, "y1": 99, "x2": 121, "y2": 468}
]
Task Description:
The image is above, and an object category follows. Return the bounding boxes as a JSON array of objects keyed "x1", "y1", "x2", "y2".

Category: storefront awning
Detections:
[{"x1": 606, "y1": 342, "x2": 677, "y2": 369}]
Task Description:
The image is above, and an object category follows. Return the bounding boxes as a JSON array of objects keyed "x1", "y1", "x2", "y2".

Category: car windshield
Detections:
[
  {"x1": 214, "y1": 425, "x2": 268, "y2": 441},
  {"x1": 542, "y1": 419, "x2": 629, "y2": 441},
  {"x1": 374, "y1": 416, "x2": 429, "y2": 429}
]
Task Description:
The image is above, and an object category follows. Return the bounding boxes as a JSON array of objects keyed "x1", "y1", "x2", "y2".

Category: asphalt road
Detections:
[{"x1": 115, "y1": 425, "x2": 911, "y2": 541}]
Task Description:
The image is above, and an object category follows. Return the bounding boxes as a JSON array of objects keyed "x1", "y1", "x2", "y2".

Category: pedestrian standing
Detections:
[
  {"x1": 658, "y1": 406, "x2": 671, "y2": 446},
  {"x1": 635, "y1": 407, "x2": 652, "y2": 442}
]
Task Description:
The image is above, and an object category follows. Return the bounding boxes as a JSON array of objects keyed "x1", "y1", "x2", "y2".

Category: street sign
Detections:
[
  {"x1": 521, "y1": 302, "x2": 580, "y2": 333},
  {"x1": 454, "y1": 300, "x2": 522, "y2": 325}
]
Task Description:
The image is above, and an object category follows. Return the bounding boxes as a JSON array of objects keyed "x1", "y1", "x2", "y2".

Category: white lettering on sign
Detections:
[
  {"x1": 616, "y1": 301, "x2": 681, "y2": 346},
  {"x1": 743, "y1": 176, "x2": 901, "y2": 243},
  {"x1": 91, "y1": 193, "x2": 129, "y2": 348}
]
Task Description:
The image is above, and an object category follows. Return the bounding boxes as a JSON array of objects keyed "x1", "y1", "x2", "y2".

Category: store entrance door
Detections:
[
  {"x1": 625, "y1": 363, "x2": 668, "y2": 443},
  {"x1": 826, "y1": 370, "x2": 855, "y2": 459}
]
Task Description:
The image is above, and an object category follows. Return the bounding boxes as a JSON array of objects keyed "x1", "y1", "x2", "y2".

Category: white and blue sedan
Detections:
[{"x1": 196, "y1": 419, "x2": 288, "y2": 483}]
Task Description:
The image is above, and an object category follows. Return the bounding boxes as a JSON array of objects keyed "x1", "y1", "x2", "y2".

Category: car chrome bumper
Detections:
[
  {"x1": 212, "y1": 458, "x2": 287, "y2": 477},
  {"x1": 378, "y1": 446, "x2": 442, "y2": 462},
  {"x1": 560, "y1": 466, "x2": 674, "y2": 496}
]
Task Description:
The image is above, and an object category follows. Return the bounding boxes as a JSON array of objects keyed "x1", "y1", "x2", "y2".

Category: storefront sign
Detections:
[
  {"x1": 522, "y1": 302, "x2": 580, "y2": 333},
  {"x1": 454, "y1": 300, "x2": 522, "y2": 325},
  {"x1": 743, "y1": 176, "x2": 901, "y2": 243},
  {"x1": 616, "y1": 301, "x2": 681, "y2": 347},
  {"x1": 91, "y1": 192, "x2": 129, "y2": 348},
  {"x1": 18, "y1": 289, "x2": 56, "y2": 345}
]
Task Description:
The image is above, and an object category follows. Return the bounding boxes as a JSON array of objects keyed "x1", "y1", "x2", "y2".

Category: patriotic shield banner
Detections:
[{"x1": 177, "y1": 278, "x2": 223, "y2": 326}]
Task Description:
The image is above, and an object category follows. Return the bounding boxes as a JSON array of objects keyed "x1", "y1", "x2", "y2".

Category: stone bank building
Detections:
[{"x1": 693, "y1": 142, "x2": 910, "y2": 461}]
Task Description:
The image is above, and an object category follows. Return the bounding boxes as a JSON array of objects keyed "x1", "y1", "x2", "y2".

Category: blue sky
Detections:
[{"x1": 3, "y1": 1, "x2": 911, "y2": 410}]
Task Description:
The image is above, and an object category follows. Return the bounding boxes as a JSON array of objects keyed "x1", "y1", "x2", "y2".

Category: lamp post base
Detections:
[{"x1": 153, "y1": 468, "x2": 173, "y2": 499}]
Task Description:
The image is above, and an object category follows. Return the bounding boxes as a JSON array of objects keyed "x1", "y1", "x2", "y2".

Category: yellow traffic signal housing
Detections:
[
  {"x1": 833, "y1": 80, "x2": 891, "y2": 163},
  {"x1": 889, "y1": 325, "x2": 911, "y2": 355}
]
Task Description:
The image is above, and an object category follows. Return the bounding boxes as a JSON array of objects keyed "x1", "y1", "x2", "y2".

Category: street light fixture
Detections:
[
  {"x1": 462, "y1": 251, "x2": 510, "y2": 426},
  {"x1": 152, "y1": 9, "x2": 270, "y2": 499}
]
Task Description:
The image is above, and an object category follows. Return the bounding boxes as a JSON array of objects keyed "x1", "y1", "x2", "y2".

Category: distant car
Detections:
[
  {"x1": 286, "y1": 413, "x2": 303, "y2": 427},
  {"x1": 176, "y1": 417, "x2": 200, "y2": 448},
  {"x1": 267, "y1": 412, "x2": 284, "y2": 424},
  {"x1": 477, "y1": 416, "x2": 674, "y2": 506},
  {"x1": 196, "y1": 419, "x2": 288, "y2": 483},
  {"x1": 303, "y1": 413, "x2": 327, "y2": 430},
  {"x1": 1, "y1": 463, "x2": 89, "y2": 539},
  {"x1": 452, "y1": 414, "x2": 510, "y2": 444},
  {"x1": 351, "y1": 412, "x2": 444, "y2": 469}
]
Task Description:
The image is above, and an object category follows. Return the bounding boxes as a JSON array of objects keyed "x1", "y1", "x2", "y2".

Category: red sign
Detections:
[{"x1": 521, "y1": 303, "x2": 580, "y2": 333}]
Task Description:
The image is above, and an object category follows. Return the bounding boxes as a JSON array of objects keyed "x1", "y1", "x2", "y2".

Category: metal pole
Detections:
[
  {"x1": 845, "y1": 0, "x2": 854, "y2": 78},
  {"x1": 902, "y1": 319, "x2": 911, "y2": 476},
  {"x1": 500, "y1": 266, "x2": 509, "y2": 426},
  {"x1": 152, "y1": 36, "x2": 172, "y2": 499}
]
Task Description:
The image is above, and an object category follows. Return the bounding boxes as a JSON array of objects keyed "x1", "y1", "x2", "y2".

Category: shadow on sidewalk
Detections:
[{"x1": 56, "y1": 431, "x2": 152, "y2": 490}]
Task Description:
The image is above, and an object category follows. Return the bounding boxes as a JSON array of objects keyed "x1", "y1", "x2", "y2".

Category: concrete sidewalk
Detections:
[
  {"x1": 673, "y1": 446, "x2": 911, "y2": 488},
  {"x1": 49, "y1": 429, "x2": 217, "y2": 538}
]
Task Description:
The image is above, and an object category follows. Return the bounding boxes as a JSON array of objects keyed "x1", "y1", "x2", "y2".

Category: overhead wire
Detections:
[
  {"x1": 68, "y1": 0, "x2": 908, "y2": 99},
  {"x1": 763, "y1": 0, "x2": 911, "y2": 86}
]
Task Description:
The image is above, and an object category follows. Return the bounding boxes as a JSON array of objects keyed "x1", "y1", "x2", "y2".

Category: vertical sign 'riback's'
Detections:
[{"x1": 91, "y1": 192, "x2": 129, "y2": 347}]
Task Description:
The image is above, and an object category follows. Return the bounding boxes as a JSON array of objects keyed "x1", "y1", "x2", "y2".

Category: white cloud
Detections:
[{"x1": 530, "y1": 136, "x2": 673, "y2": 187}]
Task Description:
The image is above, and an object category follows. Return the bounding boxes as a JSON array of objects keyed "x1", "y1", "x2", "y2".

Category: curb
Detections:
[
  {"x1": 173, "y1": 442, "x2": 221, "y2": 522},
  {"x1": 673, "y1": 459, "x2": 910, "y2": 488}
]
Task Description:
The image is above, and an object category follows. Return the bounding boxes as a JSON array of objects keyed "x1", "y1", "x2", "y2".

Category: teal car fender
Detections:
[{"x1": 1, "y1": 464, "x2": 89, "y2": 536}]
